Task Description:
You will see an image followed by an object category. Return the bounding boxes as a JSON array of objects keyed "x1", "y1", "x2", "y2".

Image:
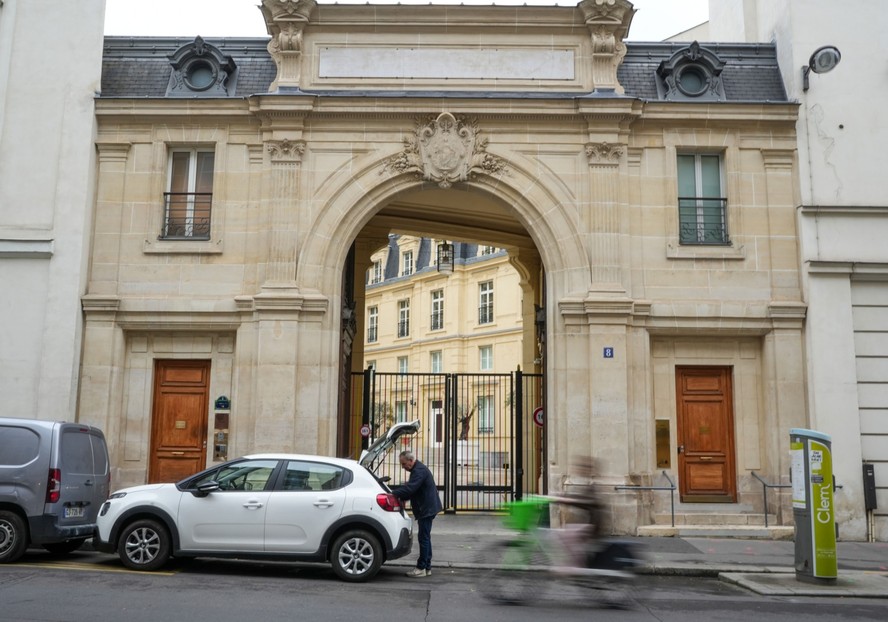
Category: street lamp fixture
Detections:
[
  {"x1": 437, "y1": 241, "x2": 454, "y2": 274},
  {"x1": 802, "y1": 45, "x2": 841, "y2": 91}
]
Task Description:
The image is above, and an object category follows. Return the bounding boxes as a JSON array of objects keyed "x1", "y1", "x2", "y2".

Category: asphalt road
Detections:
[{"x1": 1, "y1": 549, "x2": 886, "y2": 622}]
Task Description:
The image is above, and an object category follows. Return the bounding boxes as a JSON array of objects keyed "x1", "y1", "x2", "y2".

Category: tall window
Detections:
[
  {"x1": 163, "y1": 148, "x2": 214, "y2": 239},
  {"x1": 479, "y1": 345, "x2": 493, "y2": 371},
  {"x1": 369, "y1": 261, "x2": 383, "y2": 284},
  {"x1": 477, "y1": 395, "x2": 494, "y2": 434},
  {"x1": 398, "y1": 300, "x2": 410, "y2": 337},
  {"x1": 397, "y1": 356, "x2": 409, "y2": 374},
  {"x1": 677, "y1": 154, "x2": 727, "y2": 245},
  {"x1": 480, "y1": 245, "x2": 496, "y2": 256},
  {"x1": 402, "y1": 250, "x2": 414, "y2": 276},
  {"x1": 478, "y1": 281, "x2": 494, "y2": 324},
  {"x1": 395, "y1": 400, "x2": 407, "y2": 423},
  {"x1": 430, "y1": 350, "x2": 442, "y2": 373},
  {"x1": 367, "y1": 306, "x2": 378, "y2": 343},
  {"x1": 430, "y1": 289, "x2": 444, "y2": 330}
]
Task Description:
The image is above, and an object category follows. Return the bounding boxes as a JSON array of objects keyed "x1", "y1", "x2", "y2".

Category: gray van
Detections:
[{"x1": 0, "y1": 418, "x2": 110, "y2": 562}]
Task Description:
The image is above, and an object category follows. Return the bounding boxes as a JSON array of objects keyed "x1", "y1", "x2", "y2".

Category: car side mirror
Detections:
[
  {"x1": 193, "y1": 481, "x2": 220, "y2": 497},
  {"x1": 379, "y1": 476, "x2": 391, "y2": 483}
]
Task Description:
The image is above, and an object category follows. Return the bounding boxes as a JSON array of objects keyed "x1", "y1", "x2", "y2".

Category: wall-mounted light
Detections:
[
  {"x1": 802, "y1": 45, "x2": 841, "y2": 91},
  {"x1": 437, "y1": 241, "x2": 454, "y2": 274}
]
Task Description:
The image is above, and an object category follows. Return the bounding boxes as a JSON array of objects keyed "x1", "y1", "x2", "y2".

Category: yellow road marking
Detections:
[{"x1": 13, "y1": 561, "x2": 178, "y2": 576}]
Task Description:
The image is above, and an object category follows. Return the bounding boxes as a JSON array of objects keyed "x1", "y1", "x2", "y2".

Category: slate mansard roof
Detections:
[{"x1": 100, "y1": 36, "x2": 788, "y2": 103}]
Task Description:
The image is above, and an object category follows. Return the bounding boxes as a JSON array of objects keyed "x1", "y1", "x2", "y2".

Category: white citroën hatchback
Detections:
[{"x1": 94, "y1": 420, "x2": 420, "y2": 582}]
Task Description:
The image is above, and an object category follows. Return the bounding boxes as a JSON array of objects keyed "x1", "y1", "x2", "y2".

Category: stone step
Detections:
[
  {"x1": 637, "y1": 524, "x2": 794, "y2": 540},
  {"x1": 652, "y1": 512, "x2": 780, "y2": 526}
]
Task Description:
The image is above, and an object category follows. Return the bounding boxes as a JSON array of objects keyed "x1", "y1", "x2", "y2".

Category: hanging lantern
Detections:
[{"x1": 437, "y1": 242, "x2": 454, "y2": 274}]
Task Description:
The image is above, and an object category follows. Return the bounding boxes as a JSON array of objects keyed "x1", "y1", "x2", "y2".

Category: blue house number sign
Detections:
[{"x1": 603, "y1": 347, "x2": 614, "y2": 359}]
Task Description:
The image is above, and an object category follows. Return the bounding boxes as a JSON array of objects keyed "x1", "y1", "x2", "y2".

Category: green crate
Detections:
[{"x1": 503, "y1": 497, "x2": 549, "y2": 531}]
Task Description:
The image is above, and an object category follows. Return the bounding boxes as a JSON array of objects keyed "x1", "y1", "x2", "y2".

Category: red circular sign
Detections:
[
  {"x1": 533, "y1": 407, "x2": 544, "y2": 427},
  {"x1": 360, "y1": 424, "x2": 371, "y2": 438}
]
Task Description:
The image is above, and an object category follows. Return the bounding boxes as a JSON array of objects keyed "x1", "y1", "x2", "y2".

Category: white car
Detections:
[{"x1": 94, "y1": 420, "x2": 419, "y2": 582}]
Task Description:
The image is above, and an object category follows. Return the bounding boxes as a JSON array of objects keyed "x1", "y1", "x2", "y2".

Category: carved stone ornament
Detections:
[
  {"x1": 585, "y1": 141, "x2": 624, "y2": 166},
  {"x1": 260, "y1": 1, "x2": 316, "y2": 90},
  {"x1": 382, "y1": 113, "x2": 508, "y2": 189},
  {"x1": 578, "y1": 0, "x2": 635, "y2": 92},
  {"x1": 267, "y1": 139, "x2": 306, "y2": 163},
  {"x1": 167, "y1": 36, "x2": 237, "y2": 97}
]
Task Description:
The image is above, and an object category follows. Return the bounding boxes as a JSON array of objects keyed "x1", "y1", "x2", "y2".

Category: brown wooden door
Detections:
[
  {"x1": 149, "y1": 360, "x2": 210, "y2": 483},
  {"x1": 675, "y1": 366, "x2": 736, "y2": 502}
]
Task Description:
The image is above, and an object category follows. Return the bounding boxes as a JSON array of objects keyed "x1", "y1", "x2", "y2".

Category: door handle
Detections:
[
  {"x1": 84, "y1": 479, "x2": 93, "y2": 486},
  {"x1": 677, "y1": 445, "x2": 684, "y2": 454},
  {"x1": 242, "y1": 502, "x2": 264, "y2": 510},
  {"x1": 313, "y1": 500, "x2": 335, "y2": 508}
]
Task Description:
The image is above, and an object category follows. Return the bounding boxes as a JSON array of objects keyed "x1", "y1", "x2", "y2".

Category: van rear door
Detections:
[{"x1": 54, "y1": 425, "x2": 108, "y2": 525}]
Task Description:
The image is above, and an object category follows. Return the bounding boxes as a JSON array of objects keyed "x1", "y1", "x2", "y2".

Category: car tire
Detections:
[
  {"x1": 0, "y1": 510, "x2": 28, "y2": 564},
  {"x1": 43, "y1": 540, "x2": 85, "y2": 556},
  {"x1": 330, "y1": 529, "x2": 383, "y2": 582},
  {"x1": 118, "y1": 519, "x2": 171, "y2": 571}
]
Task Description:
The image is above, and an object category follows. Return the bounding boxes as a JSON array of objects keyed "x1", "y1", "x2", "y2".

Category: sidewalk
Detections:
[{"x1": 393, "y1": 513, "x2": 888, "y2": 598}]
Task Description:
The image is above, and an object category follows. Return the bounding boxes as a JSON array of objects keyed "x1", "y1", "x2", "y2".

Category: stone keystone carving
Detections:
[
  {"x1": 260, "y1": 0, "x2": 317, "y2": 90},
  {"x1": 382, "y1": 112, "x2": 508, "y2": 189}
]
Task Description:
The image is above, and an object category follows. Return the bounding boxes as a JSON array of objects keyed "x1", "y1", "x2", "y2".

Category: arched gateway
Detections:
[{"x1": 81, "y1": 1, "x2": 805, "y2": 534}]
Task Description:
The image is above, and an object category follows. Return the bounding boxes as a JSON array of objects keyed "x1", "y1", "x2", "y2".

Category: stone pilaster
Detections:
[
  {"x1": 263, "y1": 138, "x2": 305, "y2": 289},
  {"x1": 585, "y1": 140, "x2": 627, "y2": 291},
  {"x1": 90, "y1": 142, "x2": 131, "y2": 295}
]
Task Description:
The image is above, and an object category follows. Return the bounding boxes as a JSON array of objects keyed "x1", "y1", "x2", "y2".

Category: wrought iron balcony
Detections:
[
  {"x1": 397, "y1": 320, "x2": 410, "y2": 338},
  {"x1": 678, "y1": 196, "x2": 728, "y2": 245},
  {"x1": 430, "y1": 311, "x2": 444, "y2": 331},
  {"x1": 161, "y1": 192, "x2": 212, "y2": 240}
]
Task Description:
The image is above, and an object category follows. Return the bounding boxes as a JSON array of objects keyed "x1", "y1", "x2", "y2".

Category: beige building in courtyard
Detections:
[{"x1": 79, "y1": 0, "x2": 809, "y2": 534}]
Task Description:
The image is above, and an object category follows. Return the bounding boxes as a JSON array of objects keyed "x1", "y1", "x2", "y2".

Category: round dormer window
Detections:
[
  {"x1": 184, "y1": 60, "x2": 217, "y2": 91},
  {"x1": 676, "y1": 65, "x2": 709, "y2": 97}
]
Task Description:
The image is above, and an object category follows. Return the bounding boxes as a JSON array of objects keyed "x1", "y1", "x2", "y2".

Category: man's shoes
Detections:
[{"x1": 405, "y1": 568, "x2": 429, "y2": 577}]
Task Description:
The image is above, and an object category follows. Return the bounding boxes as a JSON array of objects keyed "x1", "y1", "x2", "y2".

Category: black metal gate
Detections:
[{"x1": 348, "y1": 369, "x2": 545, "y2": 512}]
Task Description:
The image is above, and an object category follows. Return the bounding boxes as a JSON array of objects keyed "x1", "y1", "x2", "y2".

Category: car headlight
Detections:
[{"x1": 109, "y1": 492, "x2": 128, "y2": 500}]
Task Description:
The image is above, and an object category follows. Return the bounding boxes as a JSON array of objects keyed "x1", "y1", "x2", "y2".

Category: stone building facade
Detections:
[{"x1": 81, "y1": 0, "x2": 806, "y2": 534}]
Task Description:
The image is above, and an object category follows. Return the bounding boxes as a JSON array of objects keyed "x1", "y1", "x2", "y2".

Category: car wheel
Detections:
[
  {"x1": 43, "y1": 540, "x2": 85, "y2": 556},
  {"x1": 330, "y1": 529, "x2": 383, "y2": 582},
  {"x1": 0, "y1": 510, "x2": 28, "y2": 564},
  {"x1": 118, "y1": 519, "x2": 171, "y2": 571}
]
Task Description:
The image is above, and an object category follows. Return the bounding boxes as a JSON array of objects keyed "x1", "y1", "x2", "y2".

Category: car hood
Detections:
[
  {"x1": 359, "y1": 419, "x2": 421, "y2": 470},
  {"x1": 111, "y1": 483, "x2": 173, "y2": 496}
]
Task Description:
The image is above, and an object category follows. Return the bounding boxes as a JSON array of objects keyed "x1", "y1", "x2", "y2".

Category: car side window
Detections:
[
  {"x1": 282, "y1": 461, "x2": 346, "y2": 491},
  {"x1": 195, "y1": 459, "x2": 278, "y2": 492}
]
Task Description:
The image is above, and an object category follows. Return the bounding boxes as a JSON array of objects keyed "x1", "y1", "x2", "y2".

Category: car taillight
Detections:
[
  {"x1": 46, "y1": 468, "x2": 61, "y2": 503},
  {"x1": 376, "y1": 493, "x2": 402, "y2": 512}
]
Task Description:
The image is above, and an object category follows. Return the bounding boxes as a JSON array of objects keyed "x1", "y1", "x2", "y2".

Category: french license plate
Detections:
[{"x1": 64, "y1": 506, "x2": 84, "y2": 519}]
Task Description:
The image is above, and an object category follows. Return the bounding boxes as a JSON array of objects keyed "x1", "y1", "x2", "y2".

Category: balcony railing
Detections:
[
  {"x1": 367, "y1": 326, "x2": 378, "y2": 343},
  {"x1": 161, "y1": 192, "x2": 212, "y2": 240},
  {"x1": 397, "y1": 320, "x2": 410, "y2": 338},
  {"x1": 478, "y1": 303, "x2": 494, "y2": 325},
  {"x1": 678, "y1": 196, "x2": 728, "y2": 245},
  {"x1": 430, "y1": 311, "x2": 444, "y2": 331}
]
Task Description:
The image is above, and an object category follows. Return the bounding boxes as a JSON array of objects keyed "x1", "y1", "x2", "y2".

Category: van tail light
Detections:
[
  {"x1": 376, "y1": 493, "x2": 402, "y2": 512},
  {"x1": 47, "y1": 468, "x2": 61, "y2": 503}
]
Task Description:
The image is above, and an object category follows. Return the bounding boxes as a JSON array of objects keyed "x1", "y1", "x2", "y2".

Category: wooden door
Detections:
[
  {"x1": 675, "y1": 366, "x2": 737, "y2": 502},
  {"x1": 149, "y1": 360, "x2": 210, "y2": 483}
]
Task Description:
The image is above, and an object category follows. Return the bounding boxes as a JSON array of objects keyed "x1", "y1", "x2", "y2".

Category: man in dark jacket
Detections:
[{"x1": 392, "y1": 450, "x2": 442, "y2": 577}]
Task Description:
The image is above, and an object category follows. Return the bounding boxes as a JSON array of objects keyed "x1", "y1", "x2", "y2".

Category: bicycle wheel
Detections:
[{"x1": 479, "y1": 539, "x2": 545, "y2": 605}]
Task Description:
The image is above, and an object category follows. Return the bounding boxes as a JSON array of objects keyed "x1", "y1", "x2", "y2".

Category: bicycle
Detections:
[{"x1": 479, "y1": 496, "x2": 643, "y2": 607}]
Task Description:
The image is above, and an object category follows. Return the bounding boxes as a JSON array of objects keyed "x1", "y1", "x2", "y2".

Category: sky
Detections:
[{"x1": 103, "y1": 0, "x2": 709, "y2": 42}]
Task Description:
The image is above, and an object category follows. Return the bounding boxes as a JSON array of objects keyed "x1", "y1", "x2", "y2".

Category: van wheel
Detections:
[
  {"x1": 330, "y1": 529, "x2": 383, "y2": 582},
  {"x1": 0, "y1": 510, "x2": 28, "y2": 564},
  {"x1": 118, "y1": 519, "x2": 171, "y2": 571},
  {"x1": 43, "y1": 540, "x2": 85, "y2": 556}
]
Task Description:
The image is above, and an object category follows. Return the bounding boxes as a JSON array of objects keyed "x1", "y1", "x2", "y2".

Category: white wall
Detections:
[{"x1": 0, "y1": 0, "x2": 106, "y2": 420}]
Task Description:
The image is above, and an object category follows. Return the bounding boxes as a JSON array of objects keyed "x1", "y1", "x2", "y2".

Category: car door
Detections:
[
  {"x1": 176, "y1": 459, "x2": 277, "y2": 552},
  {"x1": 264, "y1": 460, "x2": 348, "y2": 553}
]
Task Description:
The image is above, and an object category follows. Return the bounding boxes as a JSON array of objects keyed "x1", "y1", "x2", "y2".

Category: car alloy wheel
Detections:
[
  {"x1": 118, "y1": 518, "x2": 171, "y2": 571},
  {"x1": 331, "y1": 529, "x2": 383, "y2": 582}
]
